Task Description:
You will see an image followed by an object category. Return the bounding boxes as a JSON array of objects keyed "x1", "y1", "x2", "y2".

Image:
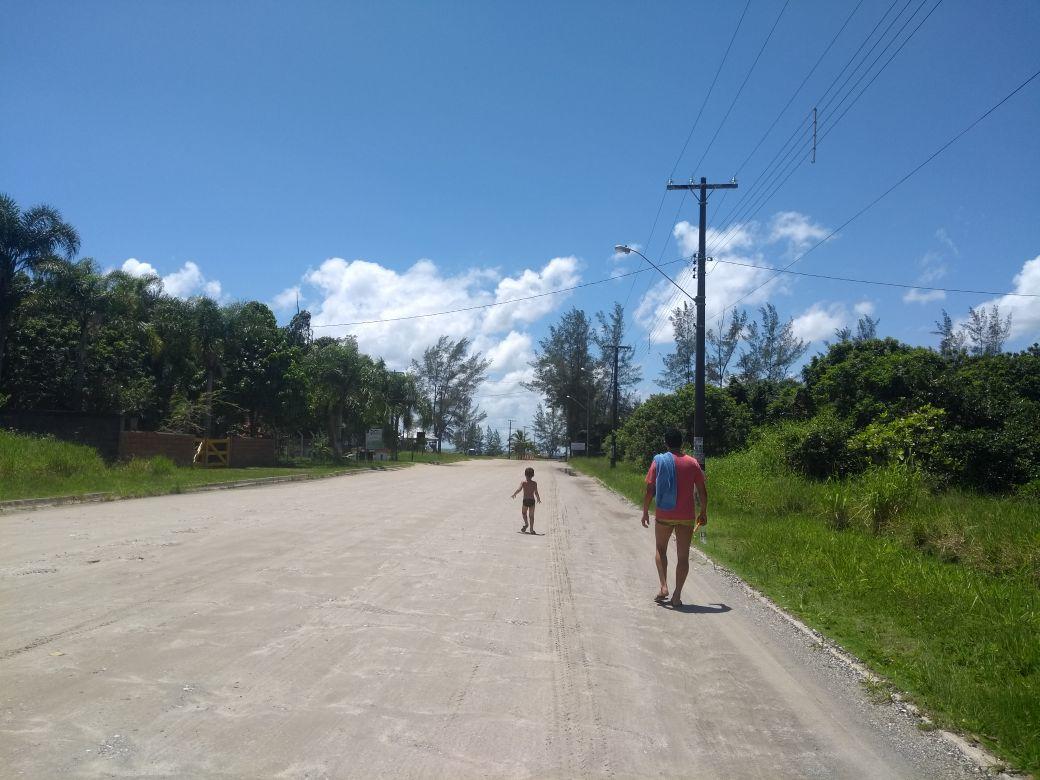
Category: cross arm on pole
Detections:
[{"x1": 666, "y1": 179, "x2": 738, "y2": 191}]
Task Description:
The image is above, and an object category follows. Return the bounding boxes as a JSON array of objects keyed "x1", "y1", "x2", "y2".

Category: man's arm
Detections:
[
  {"x1": 695, "y1": 476, "x2": 708, "y2": 527},
  {"x1": 641, "y1": 483, "x2": 654, "y2": 528}
]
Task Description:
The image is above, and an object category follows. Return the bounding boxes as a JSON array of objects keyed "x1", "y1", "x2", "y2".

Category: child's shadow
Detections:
[
  {"x1": 661, "y1": 602, "x2": 731, "y2": 614},
  {"x1": 516, "y1": 531, "x2": 545, "y2": 536}
]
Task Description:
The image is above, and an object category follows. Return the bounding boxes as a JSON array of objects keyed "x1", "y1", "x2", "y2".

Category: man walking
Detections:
[{"x1": 640, "y1": 428, "x2": 707, "y2": 607}]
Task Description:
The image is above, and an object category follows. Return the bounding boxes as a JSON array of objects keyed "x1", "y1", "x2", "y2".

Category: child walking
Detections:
[{"x1": 511, "y1": 467, "x2": 541, "y2": 534}]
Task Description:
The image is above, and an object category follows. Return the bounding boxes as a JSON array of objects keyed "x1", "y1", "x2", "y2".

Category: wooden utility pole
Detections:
[{"x1": 666, "y1": 176, "x2": 738, "y2": 468}]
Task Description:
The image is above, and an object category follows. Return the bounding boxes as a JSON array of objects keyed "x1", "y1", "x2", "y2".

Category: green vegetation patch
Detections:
[
  {"x1": 569, "y1": 454, "x2": 1040, "y2": 773},
  {"x1": 0, "y1": 429, "x2": 391, "y2": 502}
]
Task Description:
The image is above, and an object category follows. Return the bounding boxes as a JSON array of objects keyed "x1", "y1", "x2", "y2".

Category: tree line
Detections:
[{"x1": 0, "y1": 194, "x2": 493, "y2": 456}]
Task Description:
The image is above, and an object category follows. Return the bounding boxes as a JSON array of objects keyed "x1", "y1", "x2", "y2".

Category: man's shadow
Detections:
[
  {"x1": 516, "y1": 531, "x2": 545, "y2": 536},
  {"x1": 659, "y1": 602, "x2": 731, "y2": 614}
]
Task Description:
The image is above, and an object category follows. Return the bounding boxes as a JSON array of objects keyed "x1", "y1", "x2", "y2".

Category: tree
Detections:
[
  {"x1": 410, "y1": 336, "x2": 490, "y2": 452},
  {"x1": 532, "y1": 403, "x2": 566, "y2": 456},
  {"x1": 510, "y1": 429, "x2": 534, "y2": 459},
  {"x1": 657, "y1": 301, "x2": 695, "y2": 390},
  {"x1": 706, "y1": 309, "x2": 747, "y2": 386},
  {"x1": 484, "y1": 426, "x2": 504, "y2": 456},
  {"x1": 737, "y1": 304, "x2": 809, "y2": 382},
  {"x1": 593, "y1": 303, "x2": 642, "y2": 408},
  {"x1": 449, "y1": 396, "x2": 487, "y2": 451},
  {"x1": 932, "y1": 310, "x2": 966, "y2": 357},
  {"x1": 963, "y1": 304, "x2": 1012, "y2": 356},
  {"x1": 528, "y1": 308, "x2": 599, "y2": 444},
  {"x1": 834, "y1": 314, "x2": 880, "y2": 344},
  {"x1": 0, "y1": 194, "x2": 80, "y2": 383},
  {"x1": 303, "y1": 336, "x2": 369, "y2": 458}
]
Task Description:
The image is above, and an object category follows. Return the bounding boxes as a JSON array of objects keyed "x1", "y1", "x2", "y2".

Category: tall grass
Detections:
[
  {"x1": 569, "y1": 452, "x2": 1040, "y2": 773},
  {"x1": 0, "y1": 430, "x2": 378, "y2": 501}
]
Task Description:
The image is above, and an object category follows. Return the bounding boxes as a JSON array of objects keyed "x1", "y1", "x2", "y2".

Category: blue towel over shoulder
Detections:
[{"x1": 653, "y1": 452, "x2": 677, "y2": 511}]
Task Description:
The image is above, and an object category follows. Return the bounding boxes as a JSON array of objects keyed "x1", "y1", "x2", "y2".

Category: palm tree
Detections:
[
  {"x1": 511, "y1": 430, "x2": 534, "y2": 460},
  {"x1": 0, "y1": 194, "x2": 80, "y2": 383}
]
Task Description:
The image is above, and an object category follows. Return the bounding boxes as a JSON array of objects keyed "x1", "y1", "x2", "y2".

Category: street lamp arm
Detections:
[
  {"x1": 614, "y1": 245, "x2": 695, "y2": 303},
  {"x1": 564, "y1": 394, "x2": 588, "y2": 411}
]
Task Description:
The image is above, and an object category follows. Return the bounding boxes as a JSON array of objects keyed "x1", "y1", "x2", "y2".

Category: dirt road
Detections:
[{"x1": 1, "y1": 460, "x2": 977, "y2": 778}]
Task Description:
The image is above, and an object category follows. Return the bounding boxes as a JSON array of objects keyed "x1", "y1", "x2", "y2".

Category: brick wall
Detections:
[{"x1": 119, "y1": 431, "x2": 197, "y2": 466}]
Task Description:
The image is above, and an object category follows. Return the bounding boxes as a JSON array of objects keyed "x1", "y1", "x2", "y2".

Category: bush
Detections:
[
  {"x1": 780, "y1": 413, "x2": 856, "y2": 479},
  {"x1": 618, "y1": 384, "x2": 750, "y2": 465},
  {"x1": 120, "y1": 456, "x2": 177, "y2": 477}
]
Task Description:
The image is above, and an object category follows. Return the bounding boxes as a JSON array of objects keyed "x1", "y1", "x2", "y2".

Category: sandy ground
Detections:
[{"x1": 0, "y1": 459, "x2": 981, "y2": 778}]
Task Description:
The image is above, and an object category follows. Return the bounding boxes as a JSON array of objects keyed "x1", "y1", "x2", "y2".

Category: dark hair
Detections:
[
  {"x1": 664, "y1": 429, "x2": 683, "y2": 449},
  {"x1": 525, "y1": 467, "x2": 535, "y2": 478}
]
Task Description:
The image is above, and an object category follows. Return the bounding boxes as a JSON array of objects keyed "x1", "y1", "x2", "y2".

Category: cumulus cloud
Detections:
[
  {"x1": 272, "y1": 286, "x2": 302, "y2": 312},
  {"x1": 483, "y1": 330, "x2": 534, "y2": 374},
  {"x1": 768, "y1": 211, "x2": 830, "y2": 251},
  {"x1": 482, "y1": 257, "x2": 581, "y2": 332},
  {"x1": 903, "y1": 287, "x2": 946, "y2": 304},
  {"x1": 299, "y1": 255, "x2": 580, "y2": 371},
  {"x1": 968, "y1": 254, "x2": 1040, "y2": 342},
  {"x1": 791, "y1": 302, "x2": 849, "y2": 342},
  {"x1": 635, "y1": 216, "x2": 803, "y2": 344},
  {"x1": 121, "y1": 258, "x2": 222, "y2": 299},
  {"x1": 854, "y1": 300, "x2": 876, "y2": 316}
]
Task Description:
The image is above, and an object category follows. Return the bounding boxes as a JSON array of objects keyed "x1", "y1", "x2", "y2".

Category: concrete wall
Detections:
[{"x1": 0, "y1": 410, "x2": 124, "y2": 460}]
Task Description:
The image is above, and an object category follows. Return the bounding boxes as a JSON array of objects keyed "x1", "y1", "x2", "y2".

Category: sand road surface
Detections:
[{"x1": 2, "y1": 459, "x2": 978, "y2": 778}]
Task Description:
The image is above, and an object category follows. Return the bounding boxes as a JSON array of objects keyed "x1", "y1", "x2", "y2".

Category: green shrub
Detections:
[
  {"x1": 780, "y1": 413, "x2": 856, "y2": 479},
  {"x1": 121, "y1": 456, "x2": 177, "y2": 477}
]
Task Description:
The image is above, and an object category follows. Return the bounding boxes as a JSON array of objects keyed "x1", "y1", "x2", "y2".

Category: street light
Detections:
[
  {"x1": 615, "y1": 243, "x2": 704, "y2": 467},
  {"x1": 565, "y1": 394, "x2": 589, "y2": 457}
]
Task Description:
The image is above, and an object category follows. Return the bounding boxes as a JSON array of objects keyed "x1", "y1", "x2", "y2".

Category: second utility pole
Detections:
[
  {"x1": 607, "y1": 344, "x2": 632, "y2": 468},
  {"x1": 666, "y1": 176, "x2": 737, "y2": 468}
]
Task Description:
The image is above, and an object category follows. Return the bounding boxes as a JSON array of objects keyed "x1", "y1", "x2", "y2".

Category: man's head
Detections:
[
  {"x1": 525, "y1": 467, "x2": 535, "y2": 479},
  {"x1": 664, "y1": 428, "x2": 683, "y2": 451}
]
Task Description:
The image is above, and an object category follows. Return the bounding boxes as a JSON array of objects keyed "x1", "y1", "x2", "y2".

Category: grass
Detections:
[
  {"x1": 568, "y1": 453, "x2": 1040, "y2": 774},
  {"x1": 0, "y1": 430, "x2": 406, "y2": 502}
]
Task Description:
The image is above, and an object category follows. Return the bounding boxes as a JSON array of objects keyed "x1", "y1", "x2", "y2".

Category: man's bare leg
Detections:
[
  {"x1": 671, "y1": 524, "x2": 694, "y2": 606},
  {"x1": 527, "y1": 506, "x2": 535, "y2": 534},
  {"x1": 654, "y1": 522, "x2": 673, "y2": 601}
]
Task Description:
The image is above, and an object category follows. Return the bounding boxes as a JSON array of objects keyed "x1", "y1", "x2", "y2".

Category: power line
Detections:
[
  {"x1": 712, "y1": 65, "x2": 1040, "y2": 318},
  {"x1": 622, "y1": 0, "x2": 752, "y2": 312},
  {"x1": 711, "y1": 258, "x2": 1040, "y2": 298},
  {"x1": 310, "y1": 258, "x2": 686, "y2": 329}
]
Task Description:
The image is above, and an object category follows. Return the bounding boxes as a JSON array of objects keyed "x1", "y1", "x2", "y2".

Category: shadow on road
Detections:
[{"x1": 660, "y1": 602, "x2": 731, "y2": 614}]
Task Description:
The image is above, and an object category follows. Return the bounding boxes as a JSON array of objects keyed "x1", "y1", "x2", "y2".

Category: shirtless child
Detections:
[{"x1": 511, "y1": 467, "x2": 541, "y2": 534}]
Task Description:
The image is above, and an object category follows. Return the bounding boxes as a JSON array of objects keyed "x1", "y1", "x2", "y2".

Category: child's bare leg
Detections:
[
  {"x1": 528, "y1": 506, "x2": 536, "y2": 534},
  {"x1": 521, "y1": 506, "x2": 528, "y2": 531}
]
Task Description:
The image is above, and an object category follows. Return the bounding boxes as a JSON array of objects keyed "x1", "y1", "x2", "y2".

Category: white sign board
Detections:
[
  {"x1": 570, "y1": 441, "x2": 586, "y2": 453},
  {"x1": 365, "y1": 428, "x2": 384, "y2": 449}
]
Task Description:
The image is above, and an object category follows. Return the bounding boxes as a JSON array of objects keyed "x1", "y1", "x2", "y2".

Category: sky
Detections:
[{"x1": 3, "y1": 0, "x2": 1039, "y2": 437}]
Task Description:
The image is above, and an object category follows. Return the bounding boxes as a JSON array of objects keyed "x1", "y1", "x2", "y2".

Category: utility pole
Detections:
[
  {"x1": 666, "y1": 176, "x2": 737, "y2": 469},
  {"x1": 606, "y1": 344, "x2": 632, "y2": 468},
  {"x1": 507, "y1": 419, "x2": 514, "y2": 460}
]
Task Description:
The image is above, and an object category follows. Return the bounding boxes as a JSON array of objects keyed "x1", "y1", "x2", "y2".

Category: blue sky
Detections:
[{"x1": 4, "y1": 1, "x2": 1038, "y2": 434}]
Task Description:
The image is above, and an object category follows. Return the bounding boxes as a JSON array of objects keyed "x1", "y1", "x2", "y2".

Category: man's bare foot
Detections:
[
  {"x1": 669, "y1": 596, "x2": 683, "y2": 608},
  {"x1": 521, "y1": 524, "x2": 528, "y2": 532},
  {"x1": 654, "y1": 587, "x2": 669, "y2": 603}
]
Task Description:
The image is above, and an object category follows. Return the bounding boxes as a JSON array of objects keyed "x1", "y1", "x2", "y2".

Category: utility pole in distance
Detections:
[
  {"x1": 666, "y1": 176, "x2": 737, "y2": 469},
  {"x1": 507, "y1": 419, "x2": 514, "y2": 460},
  {"x1": 606, "y1": 344, "x2": 632, "y2": 468}
]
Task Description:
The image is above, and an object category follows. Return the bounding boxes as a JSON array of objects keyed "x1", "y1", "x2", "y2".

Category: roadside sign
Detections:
[
  {"x1": 366, "y1": 428, "x2": 384, "y2": 449},
  {"x1": 570, "y1": 441, "x2": 585, "y2": 453}
]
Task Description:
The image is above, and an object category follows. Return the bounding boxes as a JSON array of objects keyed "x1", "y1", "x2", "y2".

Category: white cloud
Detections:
[
  {"x1": 272, "y1": 286, "x2": 301, "y2": 312},
  {"x1": 903, "y1": 287, "x2": 946, "y2": 304},
  {"x1": 121, "y1": 258, "x2": 158, "y2": 278},
  {"x1": 935, "y1": 227, "x2": 959, "y2": 255},
  {"x1": 768, "y1": 211, "x2": 829, "y2": 250},
  {"x1": 968, "y1": 254, "x2": 1040, "y2": 342},
  {"x1": 791, "y1": 302, "x2": 848, "y2": 342},
  {"x1": 635, "y1": 217, "x2": 794, "y2": 344},
  {"x1": 483, "y1": 330, "x2": 533, "y2": 374},
  {"x1": 121, "y1": 258, "x2": 222, "y2": 300},
  {"x1": 300, "y1": 255, "x2": 580, "y2": 371},
  {"x1": 854, "y1": 300, "x2": 876, "y2": 316},
  {"x1": 482, "y1": 256, "x2": 581, "y2": 332}
]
